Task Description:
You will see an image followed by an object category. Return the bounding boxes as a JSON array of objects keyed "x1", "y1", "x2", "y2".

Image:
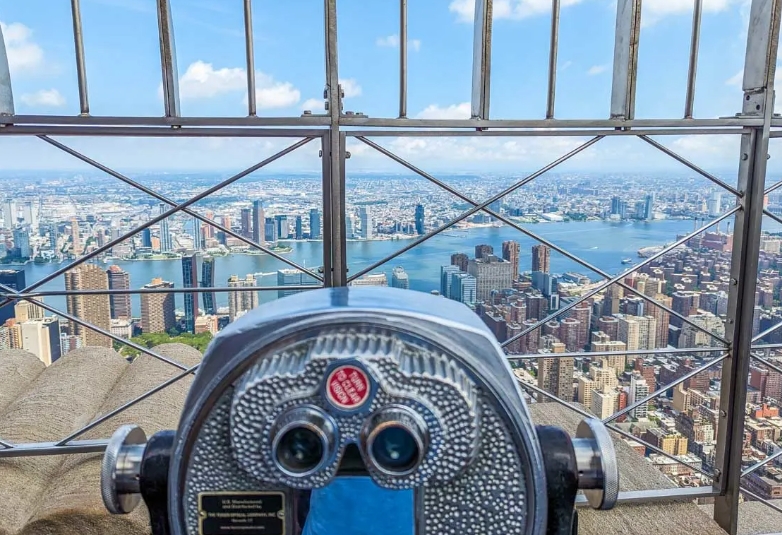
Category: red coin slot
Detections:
[{"x1": 325, "y1": 365, "x2": 370, "y2": 409}]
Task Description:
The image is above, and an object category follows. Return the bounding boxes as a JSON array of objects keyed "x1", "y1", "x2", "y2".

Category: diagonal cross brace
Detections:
[{"x1": 358, "y1": 136, "x2": 727, "y2": 346}]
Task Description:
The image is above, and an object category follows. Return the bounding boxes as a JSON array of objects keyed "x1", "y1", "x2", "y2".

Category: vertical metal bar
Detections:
[
  {"x1": 321, "y1": 133, "x2": 334, "y2": 286},
  {"x1": 610, "y1": 0, "x2": 642, "y2": 119},
  {"x1": 156, "y1": 0, "x2": 180, "y2": 118},
  {"x1": 471, "y1": 0, "x2": 493, "y2": 120},
  {"x1": 546, "y1": 0, "x2": 560, "y2": 119},
  {"x1": 70, "y1": 0, "x2": 89, "y2": 115},
  {"x1": 399, "y1": 0, "x2": 408, "y2": 118},
  {"x1": 714, "y1": 1, "x2": 780, "y2": 532},
  {"x1": 684, "y1": 0, "x2": 702, "y2": 118},
  {"x1": 0, "y1": 22, "x2": 15, "y2": 115},
  {"x1": 324, "y1": 0, "x2": 345, "y2": 286},
  {"x1": 243, "y1": 0, "x2": 257, "y2": 116}
]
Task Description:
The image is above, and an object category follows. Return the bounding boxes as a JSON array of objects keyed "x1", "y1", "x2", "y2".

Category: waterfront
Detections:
[{"x1": 16, "y1": 219, "x2": 718, "y2": 316}]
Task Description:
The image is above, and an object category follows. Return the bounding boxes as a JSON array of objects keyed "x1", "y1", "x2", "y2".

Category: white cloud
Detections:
[
  {"x1": 376, "y1": 34, "x2": 421, "y2": 52},
  {"x1": 0, "y1": 21, "x2": 44, "y2": 74},
  {"x1": 642, "y1": 0, "x2": 733, "y2": 25},
  {"x1": 726, "y1": 69, "x2": 743, "y2": 86},
  {"x1": 415, "y1": 102, "x2": 471, "y2": 119},
  {"x1": 339, "y1": 78, "x2": 362, "y2": 98},
  {"x1": 449, "y1": 0, "x2": 582, "y2": 22},
  {"x1": 172, "y1": 60, "x2": 300, "y2": 109},
  {"x1": 301, "y1": 97, "x2": 324, "y2": 112},
  {"x1": 20, "y1": 89, "x2": 65, "y2": 107},
  {"x1": 587, "y1": 65, "x2": 608, "y2": 76}
]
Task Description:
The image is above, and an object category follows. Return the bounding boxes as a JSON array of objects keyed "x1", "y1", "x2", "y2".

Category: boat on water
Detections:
[{"x1": 621, "y1": 258, "x2": 634, "y2": 264}]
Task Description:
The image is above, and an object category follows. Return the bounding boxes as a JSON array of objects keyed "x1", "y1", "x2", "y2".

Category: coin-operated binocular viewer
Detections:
[{"x1": 101, "y1": 288, "x2": 618, "y2": 535}]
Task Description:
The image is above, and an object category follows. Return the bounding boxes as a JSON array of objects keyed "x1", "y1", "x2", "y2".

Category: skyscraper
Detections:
[
  {"x1": 475, "y1": 244, "x2": 493, "y2": 260},
  {"x1": 252, "y1": 200, "x2": 265, "y2": 244},
  {"x1": 14, "y1": 297, "x2": 44, "y2": 322},
  {"x1": 181, "y1": 253, "x2": 199, "y2": 333},
  {"x1": 537, "y1": 346, "x2": 574, "y2": 403},
  {"x1": 106, "y1": 265, "x2": 131, "y2": 320},
  {"x1": 141, "y1": 278, "x2": 176, "y2": 333},
  {"x1": 502, "y1": 240, "x2": 520, "y2": 278},
  {"x1": 451, "y1": 253, "x2": 469, "y2": 271},
  {"x1": 64, "y1": 264, "x2": 112, "y2": 348},
  {"x1": 70, "y1": 217, "x2": 82, "y2": 256},
  {"x1": 13, "y1": 226, "x2": 31, "y2": 258},
  {"x1": 467, "y1": 255, "x2": 514, "y2": 301},
  {"x1": 0, "y1": 269, "x2": 24, "y2": 325},
  {"x1": 359, "y1": 206, "x2": 373, "y2": 240},
  {"x1": 3, "y1": 199, "x2": 15, "y2": 227},
  {"x1": 191, "y1": 215, "x2": 202, "y2": 249},
  {"x1": 275, "y1": 215, "x2": 290, "y2": 239},
  {"x1": 295, "y1": 215, "x2": 303, "y2": 240},
  {"x1": 265, "y1": 217, "x2": 278, "y2": 244},
  {"x1": 20, "y1": 317, "x2": 61, "y2": 366},
  {"x1": 310, "y1": 208, "x2": 321, "y2": 239},
  {"x1": 159, "y1": 204, "x2": 172, "y2": 252},
  {"x1": 228, "y1": 274, "x2": 259, "y2": 321},
  {"x1": 241, "y1": 208, "x2": 252, "y2": 238},
  {"x1": 277, "y1": 269, "x2": 319, "y2": 298},
  {"x1": 450, "y1": 272, "x2": 477, "y2": 305},
  {"x1": 141, "y1": 228, "x2": 152, "y2": 248},
  {"x1": 531, "y1": 244, "x2": 550, "y2": 273},
  {"x1": 707, "y1": 191, "x2": 722, "y2": 217},
  {"x1": 201, "y1": 256, "x2": 216, "y2": 315},
  {"x1": 391, "y1": 266, "x2": 410, "y2": 289},
  {"x1": 415, "y1": 204, "x2": 425, "y2": 235},
  {"x1": 643, "y1": 193, "x2": 655, "y2": 220},
  {"x1": 629, "y1": 374, "x2": 650, "y2": 419},
  {"x1": 440, "y1": 265, "x2": 461, "y2": 298}
]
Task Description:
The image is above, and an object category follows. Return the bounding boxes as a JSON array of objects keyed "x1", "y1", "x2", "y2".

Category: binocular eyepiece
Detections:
[{"x1": 101, "y1": 288, "x2": 618, "y2": 535}]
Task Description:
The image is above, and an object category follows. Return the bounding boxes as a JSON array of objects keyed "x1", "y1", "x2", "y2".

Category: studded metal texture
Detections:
[{"x1": 182, "y1": 326, "x2": 529, "y2": 534}]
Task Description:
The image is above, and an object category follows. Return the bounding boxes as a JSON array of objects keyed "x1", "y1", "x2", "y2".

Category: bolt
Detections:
[
  {"x1": 742, "y1": 153, "x2": 749, "y2": 161},
  {"x1": 303, "y1": 110, "x2": 312, "y2": 115},
  {"x1": 731, "y1": 278, "x2": 738, "y2": 286},
  {"x1": 768, "y1": 154, "x2": 771, "y2": 160},
  {"x1": 323, "y1": 88, "x2": 328, "y2": 99},
  {"x1": 345, "y1": 151, "x2": 351, "y2": 159},
  {"x1": 720, "y1": 410, "x2": 727, "y2": 417},
  {"x1": 713, "y1": 469, "x2": 721, "y2": 482},
  {"x1": 325, "y1": 101, "x2": 329, "y2": 111},
  {"x1": 727, "y1": 318, "x2": 734, "y2": 324},
  {"x1": 318, "y1": 150, "x2": 323, "y2": 158}
]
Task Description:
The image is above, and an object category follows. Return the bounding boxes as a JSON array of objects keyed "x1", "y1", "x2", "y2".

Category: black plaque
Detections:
[{"x1": 198, "y1": 492, "x2": 285, "y2": 535}]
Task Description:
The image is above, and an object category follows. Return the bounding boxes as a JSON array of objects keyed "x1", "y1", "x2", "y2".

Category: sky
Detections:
[{"x1": 0, "y1": 0, "x2": 778, "y2": 175}]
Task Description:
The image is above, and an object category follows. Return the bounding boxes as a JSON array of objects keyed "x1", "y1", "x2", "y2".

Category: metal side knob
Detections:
[
  {"x1": 573, "y1": 418, "x2": 619, "y2": 510},
  {"x1": 101, "y1": 425, "x2": 147, "y2": 514}
]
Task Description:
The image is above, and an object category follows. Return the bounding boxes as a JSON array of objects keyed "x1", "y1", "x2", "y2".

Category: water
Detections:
[{"x1": 18, "y1": 219, "x2": 702, "y2": 317}]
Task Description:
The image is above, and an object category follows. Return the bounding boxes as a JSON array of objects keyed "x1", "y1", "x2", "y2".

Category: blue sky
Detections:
[{"x1": 0, "y1": 0, "x2": 776, "y2": 173}]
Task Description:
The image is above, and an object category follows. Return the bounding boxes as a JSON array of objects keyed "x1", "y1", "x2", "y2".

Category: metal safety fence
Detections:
[{"x1": 0, "y1": 0, "x2": 779, "y2": 533}]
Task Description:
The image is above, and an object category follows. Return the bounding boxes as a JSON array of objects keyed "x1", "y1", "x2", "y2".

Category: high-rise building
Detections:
[
  {"x1": 252, "y1": 200, "x2": 265, "y2": 244},
  {"x1": 350, "y1": 273, "x2": 388, "y2": 287},
  {"x1": 275, "y1": 215, "x2": 290, "y2": 239},
  {"x1": 468, "y1": 255, "x2": 514, "y2": 302},
  {"x1": 228, "y1": 274, "x2": 259, "y2": 321},
  {"x1": 450, "y1": 273, "x2": 477, "y2": 305},
  {"x1": 602, "y1": 284, "x2": 624, "y2": 316},
  {"x1": 13, "y1": 226, "x2": 31, "y2": 258},
  {"x1": 617, "y1": 315, "x2": 640, "y2": 351},
  {"x1": 106, "y1": 265, "x2": 131, "y2": 320},
  {"x1": 643, "y1": 193, "x2": 655, "y2": 220},
  {"x1": 140, "y1": 278, "x2": 176, "y2": 333},
  {"x1": 181, "y1": 253, "x2": 199, "y2": 333},
  {"x1": 451, "y1": 253, "x2": 469, "y2": 272},
  {"x1": 591, "y1": 390, "x2": 618, "y2": 420},
  {"x1": 648, "y1": 294, "x2": 672, "y2": 348},
  {"x1": 559, "y1": 318, "x2": 581, "y2": 352},
  {"x1": 14, "y1": 297, "x2": 44, "y2": 322},
  {"x1": 749, "y1": 365, "x2": 782, "y2": 402},
  {"x1": 310, "y1": 208, "x2": 321, "y2": 239},
  {"x1": 157, "y1": 204, "x2": 172, "y2": 252},
  {"x1": 241, "y1": 208, "x2": 252, "y2": 238},
  {"x1": 3, "y1": 199, "x2": 16, "y2": 227},
  {"x1": 191, "y1": 216, "x2": 202, "y2": 249},
  {"x1": 391, "y1": 266, "x2": 410, "y2": 289},
  {"x1": 629, "y1": 374, "x2": 650, "y2": 419},
  {"x1": 671, "y1": 291, "x2": 700, "y2": 327},
  {"x1": 64, "y1": 264, "x2": 112, "y2": 348},
  {"x1": 0, "y1": 269, "x2": 25, "y2": 325},
  {"x1": 264, "y1": 217, "x2": 278, "y2": 244},
  {"x1": 201, "y1": 256, "x2": 216, "y2": 315},
  {"x1": 440, "y1": 265, "x2": 460, "y2": 298},
  {"x1": 475, "y1": 244, "x2": 493, "y2": 260},
  {"x1": 538, "y1": 346, "x2": 574, "y2": 403},
  {"x1": 20, "y1": 317, "x2": 61, "y2": 366},
  {"x1": 70, "y1": 217, "x2": 82, "y2": 256},
  {"x1": 277, "y1": 269, "x2": 319, "y2": 298},
  {"x1": 141, "y1": 228, "x2": 152, "y2": 248},
  {"x1": 531, "y1": 244, "x2": 550, "y2": 274},
  {"x1": 295, "y1": 215, "x2": 303, "y2": 240},
  {"x1": 415, "y1": 204, "x2": 425, "y2": 235},
  {"x1": 359, "y1": 206, "x2": 373, "y2": 240},
  {"x1": 502, "y1": 240, "x2": 520, "y2": 278},
  {"x1": 707, "y1": 191, "x2": 722, "y2": 217}
]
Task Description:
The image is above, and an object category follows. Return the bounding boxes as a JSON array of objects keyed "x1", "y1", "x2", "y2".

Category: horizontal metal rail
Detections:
[
  {"x1": 0, "y1": 125, "x2": 328, "y2": 137},
  {"x1": 506, "y1": 346, "x2": 726, "y2": 360},
  {"x1": 7, "y1": 286, "x2": 321, "y2": 298},
  {"x1": 0, "y1": 440, "x2": 108, "y2": 457},
  {"x1": 345, "y1": 128, "x2": 749, "y2": 137},
  {"x1": 575, "y1": 486, "x2": 718, "y2": 506}
]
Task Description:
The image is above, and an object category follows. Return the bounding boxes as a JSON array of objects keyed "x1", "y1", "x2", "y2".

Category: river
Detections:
[{"x1": 16, "y1": 219, "x2": 711, "y2": 317}]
